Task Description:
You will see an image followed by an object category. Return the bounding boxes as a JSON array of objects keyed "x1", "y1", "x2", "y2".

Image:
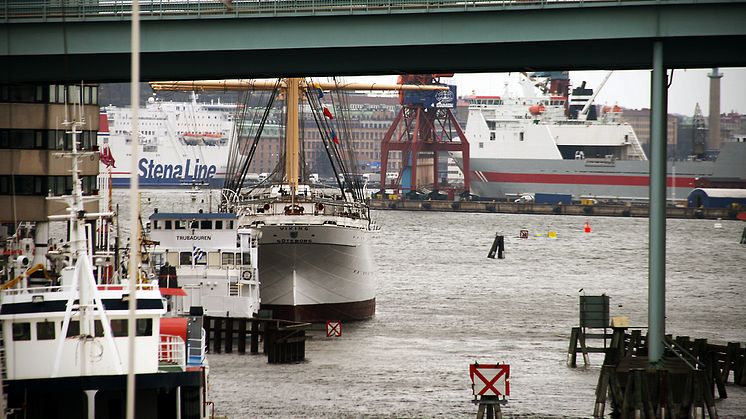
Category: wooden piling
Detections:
[
  {"x1": 237, "y1": 318, "x2": 247, "y2": 354},
  {"x1": 223, "y1": 318, "x2": 233, "y2": 353},
  {"x1": 250, "y1": 320, "x2": 259, "y2": 354},
  {"x1": 567, "y1": 327, "x2": 580, "y2": 367},
  {"x1": 213, "y1": 318, "x2": 223, "y2": 354}
]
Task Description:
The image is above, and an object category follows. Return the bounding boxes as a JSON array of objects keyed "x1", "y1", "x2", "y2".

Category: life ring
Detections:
[{"x1": 242, "y1": 270, "x2": 252, "y2": 280}]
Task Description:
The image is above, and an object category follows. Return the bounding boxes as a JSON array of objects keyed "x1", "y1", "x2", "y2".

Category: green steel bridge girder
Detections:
[{"x1": 2, "y1": 1, "x2": 746, "y2": 82}]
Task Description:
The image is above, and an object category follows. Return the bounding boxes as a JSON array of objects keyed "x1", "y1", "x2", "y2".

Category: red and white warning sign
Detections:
[
  {"x1": 326, "y1": 320, "x2": 342, "y2": 337},
  {"x1": 470, "y1": 363, "x2": 510, "y2": 397}
]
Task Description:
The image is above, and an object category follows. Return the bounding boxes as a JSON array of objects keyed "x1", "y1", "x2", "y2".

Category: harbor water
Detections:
[{"x1": 117, "y1": 192, "x2": 746, "y2": 417}]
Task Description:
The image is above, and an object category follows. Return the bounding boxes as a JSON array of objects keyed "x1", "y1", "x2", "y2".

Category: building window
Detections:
[
  {"x1": 12, "y1": 322, "x2": 31, "y2": 341},
  {"x1": 37, "y1": 321, "x2": 56, "y2": 340}
]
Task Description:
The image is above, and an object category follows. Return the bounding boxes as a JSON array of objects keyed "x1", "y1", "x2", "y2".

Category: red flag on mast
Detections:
[{"x1": 323, "y1": 107, "x2": 334, "y2": 120}]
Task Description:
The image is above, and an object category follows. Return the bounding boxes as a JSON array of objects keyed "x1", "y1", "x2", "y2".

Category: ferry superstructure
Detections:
[
  {"x1": 147, "y1": 211, "x2": 261, "y2": 318},
  {"x1": 99, "y1": 95, "x2": 237, "y2": 188},
  {"x1": 452, "y1": 74, "x2": 746, "y2": 201}
]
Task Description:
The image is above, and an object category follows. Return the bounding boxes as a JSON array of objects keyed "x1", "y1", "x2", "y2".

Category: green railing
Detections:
[{"x1": 0, "y1": 0, "x2": 719, "y2": 22}]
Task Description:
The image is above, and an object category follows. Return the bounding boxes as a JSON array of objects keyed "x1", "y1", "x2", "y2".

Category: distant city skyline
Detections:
[{"x1": 347, "y1": 67, "x2": 746, "y2": 117}]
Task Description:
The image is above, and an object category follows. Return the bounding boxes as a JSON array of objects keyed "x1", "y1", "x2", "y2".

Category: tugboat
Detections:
[{"x1": 0, "y1": 118, "x2": 211, "y2": 418}]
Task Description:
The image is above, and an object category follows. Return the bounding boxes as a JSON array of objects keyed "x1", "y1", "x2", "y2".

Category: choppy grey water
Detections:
[{"x1": 113, "y1": 192, "x2": 746, "y2": 418}]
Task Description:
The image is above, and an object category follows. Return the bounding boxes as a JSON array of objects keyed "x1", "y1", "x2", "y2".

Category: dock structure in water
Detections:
[
  {"x1": 370, "y1": 199, "x2": 742, "y2": 220},
  {"x1": 203, "y1": 316, "x2": 310, "y2": 364},
  {"x1": 587, "y1": 329, "x2": 746, "y2": 418}
]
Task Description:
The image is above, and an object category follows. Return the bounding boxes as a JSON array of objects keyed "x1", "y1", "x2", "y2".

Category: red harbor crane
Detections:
[{"x1": 379, "y1": 74, "x2": 470, "y2": 196}]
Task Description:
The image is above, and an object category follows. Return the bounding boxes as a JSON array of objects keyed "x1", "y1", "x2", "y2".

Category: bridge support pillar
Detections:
[{"x1": 649, "y1": 40, "x2": 667, "y2": 366}]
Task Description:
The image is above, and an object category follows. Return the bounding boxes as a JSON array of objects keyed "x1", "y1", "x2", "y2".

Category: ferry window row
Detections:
[
  {"x1": 177, "y1": 251, "x2": 251, "y2": 267},
  {"x1": 0, "y1": 84, "x2": 98, "y2": 105},
  {"x1": 0, "y1": 129, "x2": 97, "y2": 150},
  {"x1": 0, "y1": 175, "x2": 98, "y2": 196},
  {"x1": 152, "y1": 219, "x2": 234, "y2": 230},
  {"x1": 11, "y1": 319, "x2": 153, "y2": 341}
]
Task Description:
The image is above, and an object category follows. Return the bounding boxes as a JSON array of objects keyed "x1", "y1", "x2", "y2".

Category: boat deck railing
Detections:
[
  {"x1": 1, "y1": 0, "x2": 719, "y2": 22},
  {"x1": 240, "y1": 195, "x2": 370, "y2": 222},
  {"x1": 159, "y1": 334, "x2": 187, "y2": 370},
  {"x1": 0, "y1": 282, "x2": 158, "y2": 296}
]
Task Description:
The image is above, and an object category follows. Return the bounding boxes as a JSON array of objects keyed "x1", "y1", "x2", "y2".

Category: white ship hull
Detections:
[
  {"x1": 455, "y1": 141, "x2": 746, "y2": 200},
  {"x1": 238, "y1": 188, "x2": 377, "y2": 322},
  {"x1": 254, "y1": 220, "x2": 375, "y2": 322}
]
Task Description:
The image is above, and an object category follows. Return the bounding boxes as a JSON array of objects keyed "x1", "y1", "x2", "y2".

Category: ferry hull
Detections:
[
  {"x1": 6, "y1": 371, "x2": 203, "y2": 419},
  {"x1": 456, "y1": 142, "x2": 746, "y2": 200},
  {"x1": 255, "y1": 223, "x2": 376, "y2": 322}
]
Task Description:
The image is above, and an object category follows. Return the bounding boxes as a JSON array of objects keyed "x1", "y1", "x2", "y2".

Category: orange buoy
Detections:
[{"x1": 584, "y1": 222, "x2": 592, "y2": 233}]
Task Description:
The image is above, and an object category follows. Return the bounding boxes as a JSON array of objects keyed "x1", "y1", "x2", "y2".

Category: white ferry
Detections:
[
  {"x1": 99, "y1": 94, "x2": 237, "y2": 188},
  {"x1": 453, "y1": 73, "x2": 746, "y2": 200}
]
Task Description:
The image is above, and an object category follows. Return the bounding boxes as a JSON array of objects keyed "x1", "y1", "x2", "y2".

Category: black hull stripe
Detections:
[
  {"x1": 6, "y1": 371, "x2": 201, "y2": 391},
  {"x1": 0, "y1": 299, "x2": 164, "y2": 315},
  {"x1": 262, "y1": 298, "x2": 375, "y2": 323}
]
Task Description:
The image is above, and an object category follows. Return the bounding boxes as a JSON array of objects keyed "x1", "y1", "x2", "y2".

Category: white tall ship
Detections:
[
  {"x1": 99, "y1": 94, "x2": 237, "y2": 188},
  {"x1": 151, "y1": 78, "x2": 446, "y2": 322},
  {"x1": 453, "y1": 72, "x2": 746, "y2": 200},
  {"x1": 237, "y1": 183, "x2": 376, "y2": 322}
]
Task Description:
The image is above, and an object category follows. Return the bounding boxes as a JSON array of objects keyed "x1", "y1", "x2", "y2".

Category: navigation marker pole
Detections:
[{"x1": 127, "y1": 1, "x2": 141, "y2": 418}]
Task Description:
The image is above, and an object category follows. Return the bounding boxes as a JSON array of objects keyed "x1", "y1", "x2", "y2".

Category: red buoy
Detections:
[{"x1": 584, "y1": 222, "x2": 592, "y2": 233}]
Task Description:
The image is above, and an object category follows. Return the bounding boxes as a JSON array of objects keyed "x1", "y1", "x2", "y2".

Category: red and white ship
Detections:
[{"x1": 452, "y1": 73, "x2": 746, "y2": 201}]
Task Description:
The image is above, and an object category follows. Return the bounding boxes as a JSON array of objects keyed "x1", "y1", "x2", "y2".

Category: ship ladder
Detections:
[
  {"x1": 0, "y1": 320, "x2": 8, "y2": 416},
  {"x1": 229, "y1": 282, "x2": 240, "y2": 297},
  {"x1": 629, "y1": 135, "x2": 647, "y2": 160}
]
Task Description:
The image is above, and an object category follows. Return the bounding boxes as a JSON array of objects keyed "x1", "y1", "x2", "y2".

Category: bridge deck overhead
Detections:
[{"x1": 1, "y1": 0, "x2": 746, "y2": 82}]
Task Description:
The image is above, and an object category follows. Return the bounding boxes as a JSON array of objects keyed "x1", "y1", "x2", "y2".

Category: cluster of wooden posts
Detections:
[
  {"x1": 568, "y1": 327, "x2": 746, "y2": 418},
  {"x1": 203, "y1": 316, "x2": 309, "y2": 364}
]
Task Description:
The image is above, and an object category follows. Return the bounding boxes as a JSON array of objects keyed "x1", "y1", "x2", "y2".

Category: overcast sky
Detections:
[{"x1": 348, "y1": 67, "x2": 746, "y2": 117}]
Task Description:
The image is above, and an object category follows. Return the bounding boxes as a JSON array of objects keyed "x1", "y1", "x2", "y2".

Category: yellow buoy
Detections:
[{"x1": 548, "y1": 231, "x2": 557, "y2": 239}]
